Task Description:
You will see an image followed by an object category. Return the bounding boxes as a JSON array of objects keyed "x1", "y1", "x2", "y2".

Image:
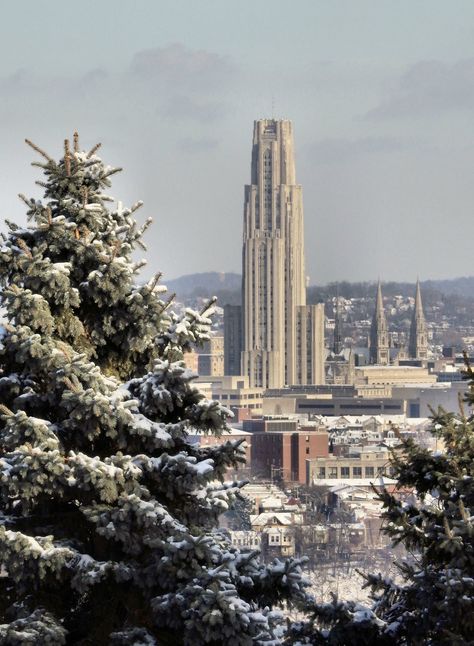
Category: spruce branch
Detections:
[
  {"x1": 18, "y1": 193, "x2": 32, "y2": 208},
  {"x1": 200, "y1": 296, "x2": 218, "y2": 315},
  {"x1": 148, "y1": 272, "x2": 163, "y2": 291},
  {"x1": 24, "y1": 138, "x2": 54, "y2": 163},
  {"x1": 16, "y1": 238, "x2": 33, "y2": 259},
  {"x1": 82, "y1": 186, "x2": 89, "y2": 207},
  {"x1": 158, "y1": 293, "x2": 176, "y2": 315},
  {"x1": 130, "y1": 200, "x2": 144, "y2": 213},
  {"x1": 87, "y1": 142, "x2": 102, "y2": 158},
  {"x1": 63, "y1": 376, "x2": 82, "y2": 394},
  {"x1": 73, "y1": 131, "x2": 79, "y2": 153},
  {"x1": 31, "y1": 161, "x2": 49, "y2": 169},
  {"x1": 110, "y1": 239, "x2": 121, "y2": 261},
  {"x1": 0, "y1": 404, "x2": 14, "y2": 416},
  {"x1": 64, "y1": 139, "x2": 71, "y2": 176},
  {"x1": 103, "y1": 167, "x2": 122, "y2": 179}
]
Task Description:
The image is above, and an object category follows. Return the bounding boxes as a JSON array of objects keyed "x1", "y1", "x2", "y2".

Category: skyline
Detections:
[{"x1": 0, "y1": 1, "x2": 473, "y2": 283}]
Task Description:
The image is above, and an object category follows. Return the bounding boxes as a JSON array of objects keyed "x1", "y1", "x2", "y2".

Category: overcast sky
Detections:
[{"x1": 1, "y1": 1, "x2": 473, "y2": 284}]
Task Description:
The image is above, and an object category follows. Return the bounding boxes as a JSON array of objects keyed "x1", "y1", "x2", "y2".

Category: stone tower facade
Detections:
[
  {"x1": 241, "y1": 119, "x2": 324, "y2": 388},
  {"x1": 369, "y1": 281, "x2": 389, "y2": 365},
  {"x1": 408, "y1": 280, "x2": 428, "y2": 360}
]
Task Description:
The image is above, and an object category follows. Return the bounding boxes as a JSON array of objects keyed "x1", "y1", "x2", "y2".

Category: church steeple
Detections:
[
  {"x1": 408, "y1": 279, "x2": 428, "y2": 360},
  {"x1": 333, "y1": 291, "x2": 343, "y2": 355},
  {"x1": 369, "y1": 281, "x2": 389, "y2": 365}
]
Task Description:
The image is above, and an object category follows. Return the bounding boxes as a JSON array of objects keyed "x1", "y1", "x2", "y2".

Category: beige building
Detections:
[
  {"x1": 355, "y1": 365, "x2": 437, "y2": 386},
  {"x1": 307, "y1": 448, "x2": 393, "y2": 484},
  {"x1": 197, "y1": 336, "x2": 224, "y2": 377},
  {"x1": 241, "y1": 119, "x2": 324, "y2": 389},
  {"x1": 202, "y1": 375, "x2": 264, "y2": 413}
]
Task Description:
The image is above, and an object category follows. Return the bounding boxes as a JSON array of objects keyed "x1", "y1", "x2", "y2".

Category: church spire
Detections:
[
  {"x1": 369, "y1": 281, "x2": 389, "y2": 365},
  {"x1": 333, "y1": 288, "x2": 343, "y2": 354},
  {"x1": 408, "y1": 279, "x2": 428, "y2": 360}
]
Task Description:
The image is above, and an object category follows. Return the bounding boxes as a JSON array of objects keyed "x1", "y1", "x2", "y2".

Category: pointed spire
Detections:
[
  {"x1": 409, "y1": 279, "x2": 428, "y2": 360},
  {"x1": 369, "y1": 280, "x2": 389, "y2": 365},
  {"x1": 375, "y1": 279, "x2": 384, "y2": 314},
  {"x1": 415, "y1": 278, "x2": 423, "y2": 314},
  {"x1": 333, "y1": 289, "x2": 343, "y2": 355}
]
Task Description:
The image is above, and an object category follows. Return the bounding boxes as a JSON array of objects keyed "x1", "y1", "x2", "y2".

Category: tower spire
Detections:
[
  {"x1": 333, "y1": 287, "x2": 343, "y2": 355},
  {"x1": 241, "y1": 119, "x2": 324, "y2": 387},
  {"x1": 369, "y1": 280, "x2": 389, "y2": 365},
  {"x1": 409, "y1": 279, "x2": 428, "y2": 360}
]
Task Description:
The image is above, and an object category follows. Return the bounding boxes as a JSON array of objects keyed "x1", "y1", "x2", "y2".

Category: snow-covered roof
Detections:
[{"x1": 250, "y1": 512, "x2": 293, "y2": 526}]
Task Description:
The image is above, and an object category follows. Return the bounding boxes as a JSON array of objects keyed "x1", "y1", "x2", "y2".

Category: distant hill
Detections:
[
  {"x1": 165, "y1": 272, "x2": 474, "y2": 304},
  {"x1": 166, "y1": 272, "x2": 241, "y2": 304},
  {"x1": 424, "y1": 277, "x2": 474, "y2": 299}
]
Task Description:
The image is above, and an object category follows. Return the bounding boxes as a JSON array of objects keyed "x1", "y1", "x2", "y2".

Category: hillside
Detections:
[{"x1": 166, "y1": 272, "x2": 474, "y2": 305}]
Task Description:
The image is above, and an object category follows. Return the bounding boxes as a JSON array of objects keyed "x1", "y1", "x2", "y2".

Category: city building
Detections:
[
  {"x1": 198, "y1": 375, "x2": 264, "y2": 415},
  {"x1": 368, "y1": 281, "x2": 389, "y2": 365},
  {"x1": 241, "y1": 119, "x2": 325, "y2": 388},
  {"x1": 197, "y1": 336, "x2": 224, "y2": 376},
  {"x1": 408, "y1": 280, "x2": 428, "y2": 360},
  {"x1": 307, "y1": 447, "x2": 394, "y2": 485},
  {"x1": 244, "y1": 417, "x2": 329, "y2": 483},
  {"x1": 223, "y1": 304, "x2": 242, "y2": 376}
]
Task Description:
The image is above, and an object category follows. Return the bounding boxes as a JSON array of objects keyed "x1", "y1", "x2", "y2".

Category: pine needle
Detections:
[
  {"x1": 16, "y1": 238, "x2": 33, "y2": 259},
  {"x1": 103, "y1": 167, "x2": 122, "y2": 179},
  {"x1": 24, "y1": 138, "x2": 54, "y2": 163},
  {"x1": 64, "y1": 139, "x2": 71, "y2": 176},
  {"x1": 87, "y1": 142, "x2": 102, "y2": 158},
  {"x1": 18, "y1": 194, "x2": 31, "y2": 207}
]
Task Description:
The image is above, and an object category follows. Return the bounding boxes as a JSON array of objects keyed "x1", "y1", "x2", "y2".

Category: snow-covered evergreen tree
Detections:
[
  {"x1": 288, "y1": 368, "x2": 474, "y2": 645},
  {"x1": 0, "y1": 135, "x2": 307, "y2": 645}
]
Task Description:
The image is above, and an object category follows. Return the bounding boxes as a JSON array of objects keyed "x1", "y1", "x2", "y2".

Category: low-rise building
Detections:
[{"x1": 307, "y1": 447, "x2": 393, "y2": 485}]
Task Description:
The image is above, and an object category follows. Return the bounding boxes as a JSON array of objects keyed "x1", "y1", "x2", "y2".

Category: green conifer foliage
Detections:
[
  {"x1": 288, "y1": 371, "x2": 474, "y2": 645},
  {"x1": 0, "y1": 136, "x2": 306, "y2": 645}
]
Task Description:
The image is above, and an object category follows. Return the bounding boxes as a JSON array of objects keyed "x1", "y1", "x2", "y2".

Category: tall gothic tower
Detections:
[
  {"x1": 241, "y1": 119, "x2": 324, "y2": 388},
  {"x1": 408, "y1": 280, "x2": 428, "y2": 360},
  {"x1": 369, "y1": 281, "x2": 389, "y2": 365}
]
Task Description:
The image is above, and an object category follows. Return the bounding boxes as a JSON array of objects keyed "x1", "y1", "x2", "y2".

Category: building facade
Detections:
[
  {"x1": 369, "y1": 282, "x2": 389, "y2": 365},
  {"x1": 224, "y1": 304, "x2": 242, "y2": 376},
  {"x1": 241, "y1": 119, "x2": 324, "y2": 388},
  {"x1": 408, "y1": 280, "x2": 428, "y2": 360},
  {"x1": 197, "y1": 336, "x2": 224, "y2": 376}
]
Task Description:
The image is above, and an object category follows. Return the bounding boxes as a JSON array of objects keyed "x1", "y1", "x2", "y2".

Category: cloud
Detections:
[
  {"x1": 366, "y1": 58, "x2": 474, "y2": 119},
  {"x1": 130, "y1": 43, "x2": 236, "y2": 93},
  {"x1": 159, "y1": 94, "x2": 229, "y2": 123},
  {"x1": 305, "y1": 136, "x2": 421, "y2": 163},
  {"x1": 179, "y1": 137, "x2": 219, "y2": 153}
]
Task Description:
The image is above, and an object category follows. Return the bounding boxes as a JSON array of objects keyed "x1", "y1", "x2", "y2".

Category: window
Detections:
[
  {"x1": 329, "y1": 467, "x2": 338, "y2": 479},
  {"x1": 318, "y1": 467, "x2": 326, "y2": 479},
  {"x1": 353, "y1": 467, "x2": 362, "y2": 478},
  {"x1": 306, "y1": 447, "x2": 310, "y2": 455},
  {"x1": 341, "y1": 467, "x2": 350, "y2": 478},
  {"x1": 365, "y1": 466, "x2": 375, "y2": 477}
]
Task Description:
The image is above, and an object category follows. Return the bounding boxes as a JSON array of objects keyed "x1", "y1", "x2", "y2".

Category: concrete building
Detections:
[
  {"x1": 355, "y1": 365, "x2": 437, "y2": 386},
  {"x1": 246, "y1": 418, "x2": 329, "y2": 483},
  {"x1": 241, "y1": 119, "x2": 324, "y2": 388},
  {"x1": 307, "y1": 447, "x2": 394, "y2": 485},
  {"x1": 200, "y1": 375, "x2": 264, "y2": 414},
  {"x1": 197, "y1": 336, "x2": 224, "y2": 376},
  {"x1": 224, "y1": 304, "x2": 242, "y2": 376}
]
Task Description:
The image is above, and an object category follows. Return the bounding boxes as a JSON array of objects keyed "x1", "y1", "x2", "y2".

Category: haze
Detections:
[{"x1": 0, "y1": 0, "x2": 473, "y2": 284}]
